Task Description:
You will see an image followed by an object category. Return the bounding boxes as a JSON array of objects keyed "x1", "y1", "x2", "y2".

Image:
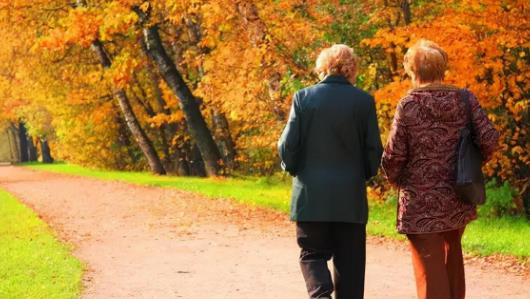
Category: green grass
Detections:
[
  {"x1": 23, "y1": 162, "x2": 530, "y2": 260},
  {"x1": 464, "y1": 216, "x2": 529, "y2": 257},
  {"x1": 24, "y1": 162, "x2": 292, "y2": 212},
  {"x1": 368, "y1": 198, "x2": 402, "y2": 239},
  {"x1": 368, "y1": 194, "x2": 530, "y2": 258},
  {"x1": 0, "y1": 189, "x2": 83, "y2": 299}
]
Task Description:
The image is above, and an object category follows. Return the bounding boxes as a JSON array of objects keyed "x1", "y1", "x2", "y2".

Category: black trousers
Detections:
[{"x1": 296, "y1": 222, "x2": 366, "y2": 299}]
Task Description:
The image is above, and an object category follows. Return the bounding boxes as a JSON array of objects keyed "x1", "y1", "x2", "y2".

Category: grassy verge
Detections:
[
  {"x1": 23, "y1": 162, "x2": 529, "y2": 260},
  {"x1": 0, "y1": 188, "x2": 83, "y2": 299}
]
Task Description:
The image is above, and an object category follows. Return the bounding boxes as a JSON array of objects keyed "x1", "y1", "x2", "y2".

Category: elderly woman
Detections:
[
  {"x1": 381, "y1": 40, "x2": 499, "y2": 299},
  {"x1": 278, "y1": 44, "x2": 383, "y2": 299}
]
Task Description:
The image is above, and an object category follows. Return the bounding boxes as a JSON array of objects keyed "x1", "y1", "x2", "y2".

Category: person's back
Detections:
[
  {"x1": 384, "y1": 86, "x2": 497, "y2": 233},
  {"x1": 278, "y1": 44, "x2": 382, "y2": 299},
  {"x1": 287, "y1": 76, "x2": 380, "y2": 223}
]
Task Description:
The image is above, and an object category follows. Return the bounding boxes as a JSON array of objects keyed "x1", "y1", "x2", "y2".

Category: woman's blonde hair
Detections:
[
  {"x1": 403, "y1": 39, "x2": 448, "y2": 83},
  {"x1": 315, "y1": 44, "x2": 359, "y2": 82}
]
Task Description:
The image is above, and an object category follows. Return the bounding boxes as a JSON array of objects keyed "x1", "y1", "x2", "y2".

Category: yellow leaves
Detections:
[
  {"x1": 202, "y1": 58, "x2": 215, "y2": 72},
  {"x1": 99, "y1": 2, "x2": 138, "y2": 41},
  {"x1": 107, "y1": 52, "x2": 140, "y2": 88},
  {"x1": 148, "y1": 114, "x2": 169, "y2": 128},
  {"x1": 199, "y1": 35, "x2": 217, "y2": 50},
  {"x1": 139, "y1": 1, "x2": 150, "y2": 12},
  {"x1": 115, "y1": 0, "x2": 144, "y2": 7},
  {"x1": 159, "y1": 81, "x2": 179, "y2": 108},
  {"x1": 85, "y1": 70, "x2": 105, "y2": 86},
  {"x1": 148, "y1": 113, "x2": 183, "y2": 128},
  {"x1": 511, "y1": 146, "x2": 524, "y2": 156},
  {"x1": 512, "y1": 99, "x2": 529, "y2": 119},
  {"x1": 7, "y1": 0, "x2": 530, "y2": 175},
  {"x1": 229, "y1": 111, "x2": 239, "y2": 121},
  {"x1": 66, "y1": 89, "x2": 91, "y2": 106}
]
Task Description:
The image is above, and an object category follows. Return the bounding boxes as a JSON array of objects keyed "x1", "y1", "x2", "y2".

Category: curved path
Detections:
[{"x1": 0, "y1": 166, "x2": 528, "y2": 298}]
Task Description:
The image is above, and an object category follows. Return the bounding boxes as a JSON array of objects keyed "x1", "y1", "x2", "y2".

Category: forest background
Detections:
[{"x1": 0, "y1": 0, "x2": 528, "y2": 217}]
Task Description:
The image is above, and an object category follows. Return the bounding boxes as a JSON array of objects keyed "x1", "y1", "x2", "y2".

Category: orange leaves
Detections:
[
  {"x1": 190, "y1": 0, "x2": 327, "y2": 171},
  {"x1": 41, "y1": 8, "x2": 103, "y2": 50},
  {"x1": 363, "y1": 1, "x2": 530, "y2": 186},
  {"x1": 39, "y1": 28, "x2": 69, "y2": 51},
  {"x1": 68, "y1": 8, "x2": 103, "y2": 47},
  {"x1": 40, "y1": 3, "x2": 140, "y2": 51},
  {"x1": 106, "y1": 51, "x2": 140, "y2": 88},
  {"x1": 5, "y1": 0, "x2": 530, "y2": 176}
]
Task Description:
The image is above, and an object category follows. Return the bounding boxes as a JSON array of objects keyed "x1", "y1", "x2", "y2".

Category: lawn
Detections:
[
  {"x1": 0, "y1": 189, "x2": 83, "y2": 299},
  {"x1": 24, "y1": 162, "x2": 530, "y2": 260}
]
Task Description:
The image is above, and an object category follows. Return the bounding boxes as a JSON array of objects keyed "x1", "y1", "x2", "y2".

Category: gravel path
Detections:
[{"x1": 0, "y1": 165, "x2": 528, "y2": 299}]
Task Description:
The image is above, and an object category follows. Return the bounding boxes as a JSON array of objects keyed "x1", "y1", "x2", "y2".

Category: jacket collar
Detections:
[
  {"x1": 410, "y1": 82, "x2": 460, "y2": 93},
  {"x1": 319, "y1": 75, "x2": 352, "y2": 85}
]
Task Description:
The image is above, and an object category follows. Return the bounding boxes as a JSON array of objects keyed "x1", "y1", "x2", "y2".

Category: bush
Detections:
[{"x1": 479, "y1": 181, "x2": 517, "y2": 218}]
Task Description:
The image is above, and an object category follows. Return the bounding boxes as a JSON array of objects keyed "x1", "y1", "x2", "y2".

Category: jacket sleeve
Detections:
[
  {"x1": 364, "y1": 96, "x2": 383, "y2": 179},
  {"x1": 381, "y1": 101, "x2": 408, "y2": 186},
  {"x1": 278, "y1": 92, "x2": 302, "y2": 176},
  {"x1": 468, "y1": 92, "x2": 500, "y2": 162}
]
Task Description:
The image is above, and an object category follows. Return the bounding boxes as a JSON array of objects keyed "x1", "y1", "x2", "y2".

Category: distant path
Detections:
[{"x1": 0, "y1": 165, "x2": 528, "y2": 299}]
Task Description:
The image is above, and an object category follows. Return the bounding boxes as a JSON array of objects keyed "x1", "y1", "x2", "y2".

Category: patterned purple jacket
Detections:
[{"x1": 381, "y1": 84, "x2": 499, "y2": 234}]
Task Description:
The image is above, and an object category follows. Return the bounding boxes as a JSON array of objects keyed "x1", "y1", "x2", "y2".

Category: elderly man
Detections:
[{"x1": 278, "y1": 44, "x2": 383, "y2": 299}]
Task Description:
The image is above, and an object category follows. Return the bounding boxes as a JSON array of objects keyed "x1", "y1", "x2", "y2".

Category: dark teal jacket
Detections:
[{"x1": 278, "y1": 75, "x2": 383, "y2": 223}]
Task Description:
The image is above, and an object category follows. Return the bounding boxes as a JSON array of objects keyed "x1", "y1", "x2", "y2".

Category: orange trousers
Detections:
[{"x1": 407, "y1": 228, "x2": 466, "y2": 299}]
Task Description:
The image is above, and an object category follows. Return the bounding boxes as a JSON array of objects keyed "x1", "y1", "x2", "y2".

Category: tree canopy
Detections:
[{"x1": 0, "y1": 0, "x2": 528, "y2": 211}]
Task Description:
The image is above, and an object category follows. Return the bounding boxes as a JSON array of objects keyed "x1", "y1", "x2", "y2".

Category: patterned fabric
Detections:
[{"x1": 381, "y1": 84, "x2": 499, "y2": 234}]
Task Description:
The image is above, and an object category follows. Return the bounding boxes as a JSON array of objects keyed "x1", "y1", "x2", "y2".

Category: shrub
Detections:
[{"x1": 479, "y1": 181, "x2": 518, "y2": 218}]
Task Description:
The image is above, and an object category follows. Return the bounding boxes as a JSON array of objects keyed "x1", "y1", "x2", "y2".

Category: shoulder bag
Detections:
[{"x1": 455, "y1": 89, "x2": 486, "y2": 205}]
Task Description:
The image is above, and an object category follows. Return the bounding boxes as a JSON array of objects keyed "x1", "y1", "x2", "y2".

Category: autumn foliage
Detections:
[
  {"x1": 360, "y1": 0, "x2": 529, "y2": 210},
  {"x1": 0, "y1": 1, "x2": 528, "y2": 211}
]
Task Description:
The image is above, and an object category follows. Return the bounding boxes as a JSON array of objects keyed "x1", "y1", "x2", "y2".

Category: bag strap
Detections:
[{"x1": 459, "y1": 89, "x2": 473, "y2": 131}]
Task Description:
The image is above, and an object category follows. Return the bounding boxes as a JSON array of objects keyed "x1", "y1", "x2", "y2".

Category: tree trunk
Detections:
[
  {"x1": 40, "y1": 138, "x2": 54, "y2": 163},
  {"x1": 130, "y1": 87, "x2": 191, "y2": 175},
  {"x1": 140, "y1": 23, "x2": 221, "y2": 176},
  {"x1": 6, "y1": 123, "x2": 21, "y2": 163},
  {"x1": 114, "y1": 89, "x2": 166, "y2": 174},
  {"x1": 211, "y1": 110, "x2": 237, "y2": 170},
  {"x1": 188, "y1": 143, "x2": 207, "y2": 177},
  {"x1": 27, "y1": 136, "x2": 37, "y2": 161},
  {"x1": 76, "y1": 0, "x2": 166, "y2": 175},
  {"x1": 138, "y1": 38, "x2": 194, "y2": 176},
  {"x1": 180, "y1": 16, "x2": 239, "y2": 171},
  {"x1": 401, "y1": 0, "x2": 412, "y2": 25},
  {"x1": 172, "y1": 144, "x2": 191, "y2": 176},
  {"x1": 17, "y1": 122, "x2": 29, "y2": 162},
  {"x1": 96, "y1": 65, "x2": 165, "y2": 173},
  {"x1": 115, "y1": 111, "x2": 140, "y2": 168}
]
